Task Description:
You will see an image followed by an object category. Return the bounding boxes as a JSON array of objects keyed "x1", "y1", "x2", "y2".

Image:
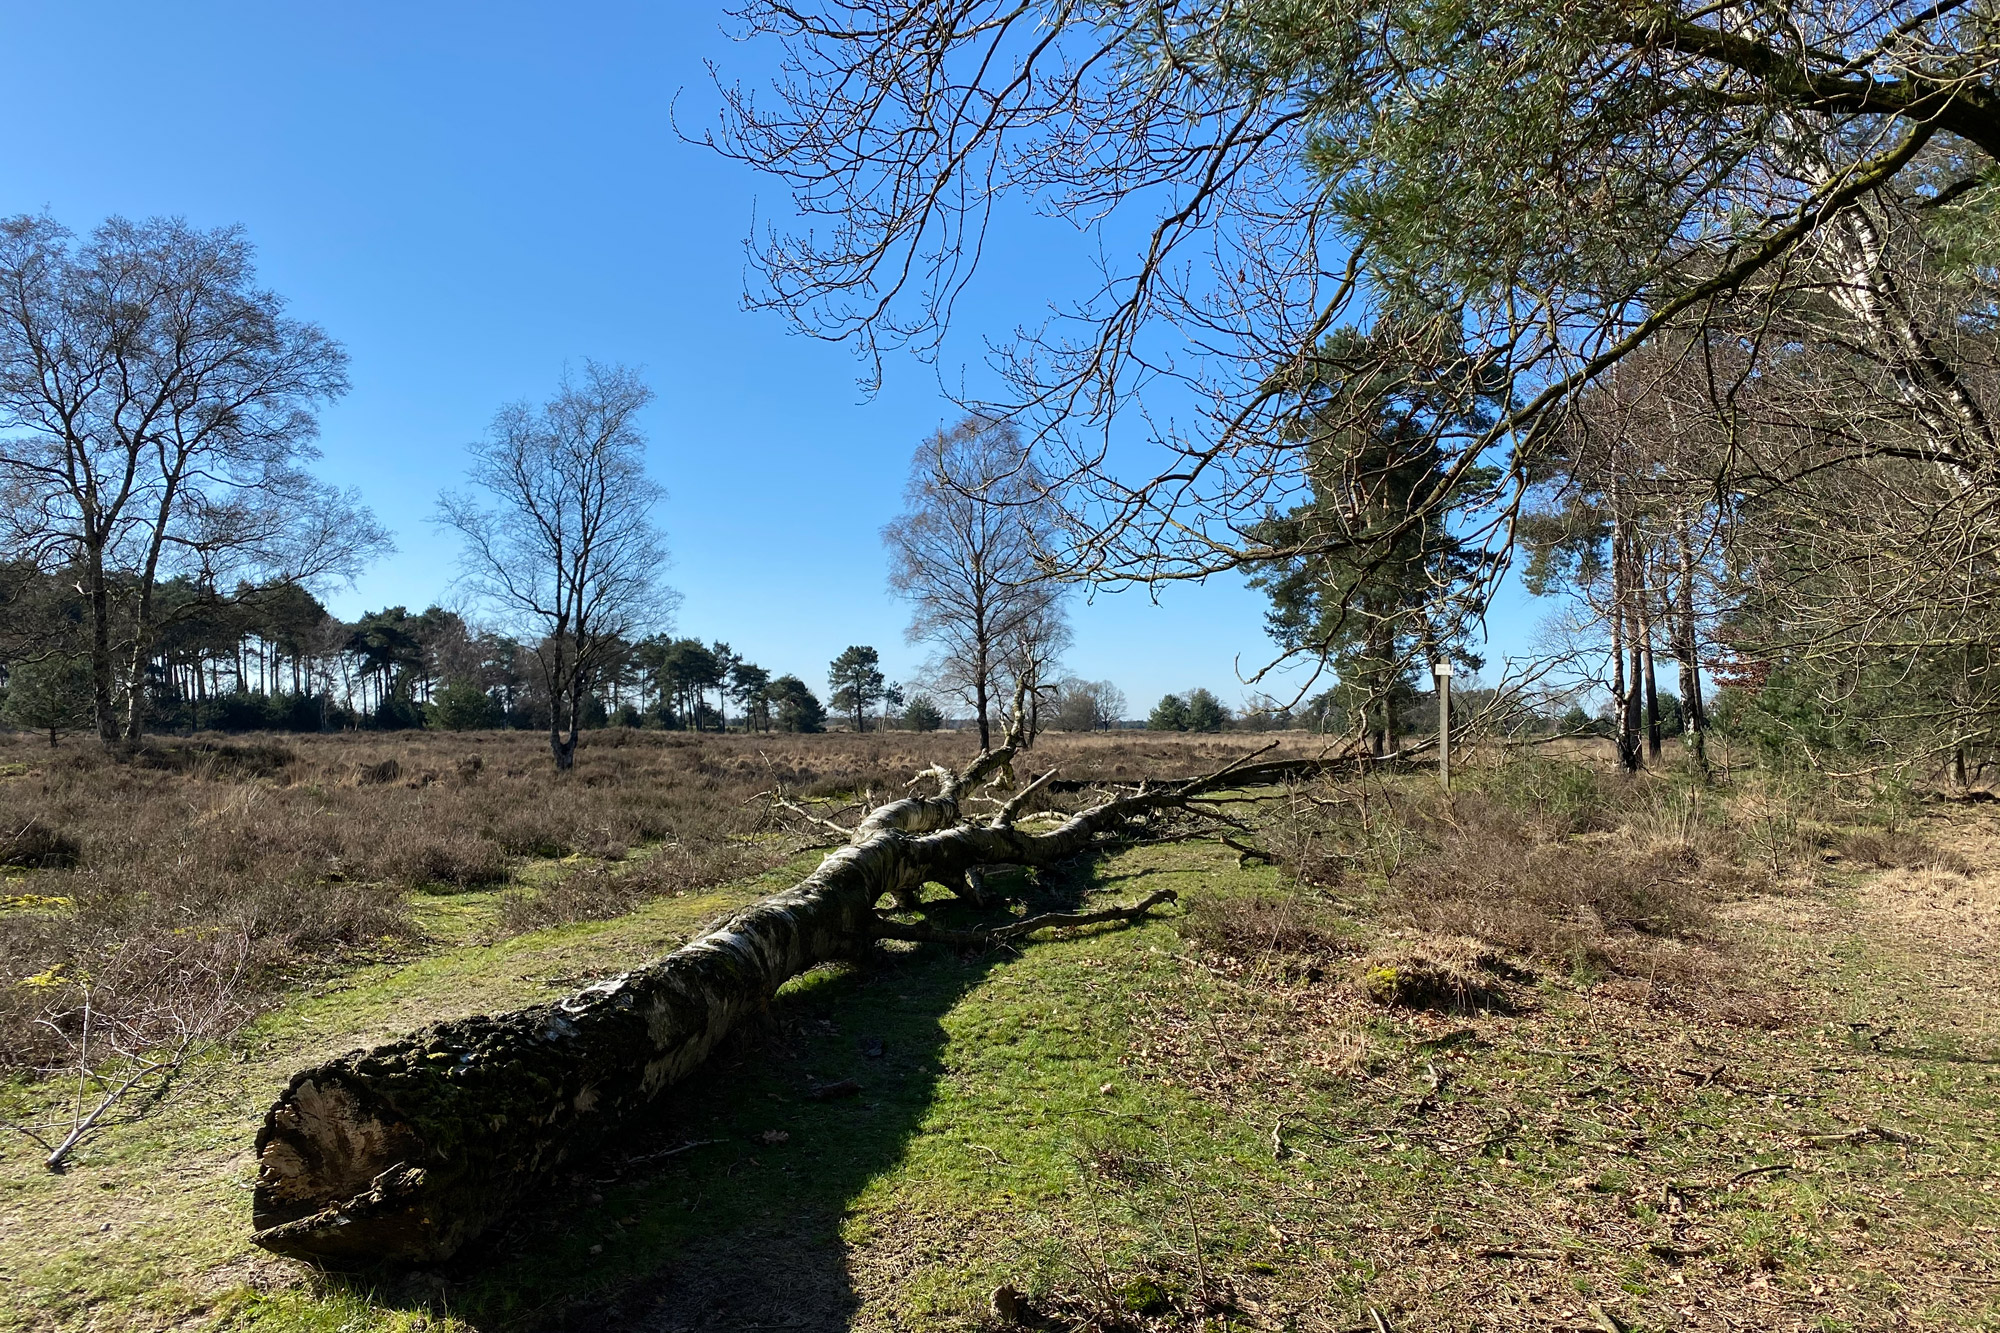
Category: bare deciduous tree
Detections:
[
  {"x1": 438, "y1": 362, "x2": 675, "y2": 770},
  {"x1": 0, "y1": 214, "x2": 384, "y2": 742},
  {"x1": 883, "y1": 415, "x2": 1065, "y2": 748},
  {"x1": 1053, "y1": 677, "x2": 1127, "y2": 732}
]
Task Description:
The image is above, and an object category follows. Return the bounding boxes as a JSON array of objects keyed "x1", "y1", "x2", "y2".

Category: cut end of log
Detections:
[{"x1": 251, "y1": 1073, "x2": 446, "y2": 1264}]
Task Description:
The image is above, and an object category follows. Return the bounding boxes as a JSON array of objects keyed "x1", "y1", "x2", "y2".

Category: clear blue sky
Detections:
[{"x1": 1, "y1": 2, "x2": 1541, "y2": 714}]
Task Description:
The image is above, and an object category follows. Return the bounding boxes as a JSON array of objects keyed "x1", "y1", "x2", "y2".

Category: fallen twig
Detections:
[
  {"x1": 1803, "y1": 1123, "x2": 1921, "y2": 1147},
  {"x1": 769, "y1": 793, "x2": 853, "y2": 840},
  {"x1": 1218, "y1": 835, "x2": 1278, "y2": 865},
  {"x1": 1725, "y1": 1162, "x2": 1798, "y2": 1188}
]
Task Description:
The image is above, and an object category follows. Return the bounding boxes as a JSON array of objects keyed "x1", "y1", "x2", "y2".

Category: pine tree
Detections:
[
  {"x1": 827, "y1": 646, "x2": 885, "y2": 732},
  {"x1": 1247, "y1": 326, "x2": 1495, "y2": 754},
  {"x1": 1184, "y1": 689, "x2": 1229, "y2": 733},
  {"x1": 2, "y1": 656, "x2": 94, "y2": 745}
]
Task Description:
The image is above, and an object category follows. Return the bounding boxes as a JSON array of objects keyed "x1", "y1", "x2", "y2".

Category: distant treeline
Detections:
[
  {"x1": 1145, "y1": 683, "x2": 1603, "y2": 740},
  {"x1": 0, "y1": 565, "x2": 1611, "y2": 743},
  {"x1": 0, "y1": 566, "x2": 838, "y2": 737}
]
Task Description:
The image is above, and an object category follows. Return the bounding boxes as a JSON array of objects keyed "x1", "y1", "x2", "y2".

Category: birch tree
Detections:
[
  {"x1": 0, "y1": 214, "x2": 382, "y2": 742},
  {"x1": 438, "y1": 363, "x2": 674, "y2": 770},
  {"x1": 883, "y1": 416, "x2": 1065, "y2": 748}
]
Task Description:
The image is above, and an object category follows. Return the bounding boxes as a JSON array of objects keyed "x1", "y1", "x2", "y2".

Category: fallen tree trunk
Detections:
[
  {"x1": 1038, "y1": 743, "x2": 1412, "y2": 796},
  {"x1": 250, "y1": 738, "x2": 1331, "y2": 1264}
]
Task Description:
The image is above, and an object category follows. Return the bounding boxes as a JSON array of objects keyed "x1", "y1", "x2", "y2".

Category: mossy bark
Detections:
[
  {"x1": 250, "y1": 748, "x2": 1349, "y2": 1264},
  {"x1": 253, "y1": 754, "x2": 1055, "y2": 1263},
  {"x1": 253, "y1": 834, "x2": 903, "y2": 1264}
]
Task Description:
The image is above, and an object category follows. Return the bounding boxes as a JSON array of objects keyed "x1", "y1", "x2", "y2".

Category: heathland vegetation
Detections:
[
  {"x1": 6, "y1": 1, "x2": 2000, "y2": 1330},
  {"x1": 2, "y1": 728, "x2": 1993, "y2": 1330}
]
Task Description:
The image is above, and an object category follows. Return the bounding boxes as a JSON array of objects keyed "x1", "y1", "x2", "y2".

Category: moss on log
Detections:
[
  {"x1": 251, "y1": 741, "x2": 1349, "y2": 1264},
  {"x1": 253, "y1": 833, "x2": 907, "y2": 1263}
]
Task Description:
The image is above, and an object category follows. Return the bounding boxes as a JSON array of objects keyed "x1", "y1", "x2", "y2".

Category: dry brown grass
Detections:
[
  {"x1": 1834, "y1": 825, "x2": 1976, "y2": 875},
  {"x1": 0, "y1": 730, "x2": 763, "y2": 1067},
  {"x1": 0, "y1": 819, "x2": 81, "y2": 869},
  {"x1": 1386, "y1": 791, "x2": 1745, "y2": 976},
  {"x1": 1228, "y1": 762, "x2": 1791, "y2": 1031},
  {"x1": 0, "y1": 727, "x2": 1309, "y2": 1070},
  {"x1": 1355, "y1": 932, "x2": 1531, "y2": 1013},
  {"x1": 1177, "y1": 890, "x2": 1357, "y2": 980}
]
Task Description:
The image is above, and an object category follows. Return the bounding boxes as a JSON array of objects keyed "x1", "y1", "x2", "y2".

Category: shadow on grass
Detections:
[
  {"x1": 322, "y1": 860, "x2": 1107, "y2": 1332},
  {"x1": 1879, "y1": 1039, "x2": 2000, "y2": 1065}
]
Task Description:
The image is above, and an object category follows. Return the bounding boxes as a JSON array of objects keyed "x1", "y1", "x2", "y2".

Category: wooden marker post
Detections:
[{"x1": 1434, "y1": 660, "x2": 1452, "y2": 792}]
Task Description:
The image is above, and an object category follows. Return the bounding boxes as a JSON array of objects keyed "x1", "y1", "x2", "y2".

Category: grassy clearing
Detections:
[{"x1": 1, "y1": 740, "x2": 1995, "y2": 1331}]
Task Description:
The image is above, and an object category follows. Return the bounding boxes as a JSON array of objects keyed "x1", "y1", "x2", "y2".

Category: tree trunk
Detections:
[
  {"x1": 1642, "y1": 627, "x2": 1662, "y2": 761},
  {"x1": 1608, "y1": 544, "x2": 1626, "y2": 744},
  {"x1": 1622, "y1": 610, "x2": 1645, "y2": 774},
  {"x1": 253, "y1": 839, "x2": 889, "y2": 1263},
  {"x1": 123, "y1": 598, "x2": 156, "y2": 742},
  {"x1": 1635, "y1": 531, "x2": 1661, "y2": 760},
  {"x1": 974, "y1": 664, "x2": 991, "y2": 751},
  {"x1": 550, "y1": 645, "x2": 582, "y2": 768},
  {"x1": 1673, "y1": 517, "x2": 1708, "y2": 776},
  {"x1": 1830, "y1": 199, "x2": 1998, "y2": 469},
  {"x1": 1610, "y1": 530, "x2": 1641, "y2": 774},
  {"x1": 250, "y1": 743, "x2": 1353, "y2": 1266},
  {"x1": 87, "y1": 550, "x2": 118, "y2": 745},
  {"x1": 1368, "y1": 618, "x2": 1394, "y2": 758},
  {"x1": 552, "y1": 676, "x2": 578, "y2": 770}
]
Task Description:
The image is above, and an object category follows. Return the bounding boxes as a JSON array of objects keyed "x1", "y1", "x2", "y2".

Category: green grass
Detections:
[
  {"x1": 0, "y1": 851, "x2": 816, "y2": 1333},
  {"x1": 3, "y1": 803, "x2": 1997, "y2": 1332}
]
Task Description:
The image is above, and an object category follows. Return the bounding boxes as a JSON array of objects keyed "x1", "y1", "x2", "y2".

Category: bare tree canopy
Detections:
[
  {"x1": 883, "y1": 415, "x2": 1065, "y2": 748},
  {"x1": 437, "y1": 362, "x2": 675, "y2": 769},
  {"x1": 1053, "y1": 676, "x2": 1126, "y2": 731},
  {"x1": 710, "y1": 1, "x2": 2000, "y2": 622},
  {"x1": 0, "y1": 213, "x2": 384, "y2": 742}
]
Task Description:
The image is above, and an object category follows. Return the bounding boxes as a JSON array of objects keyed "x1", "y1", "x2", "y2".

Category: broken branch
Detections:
[{"x1": 992, "y1": 767, "x2": 1061, "y2": 826}]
